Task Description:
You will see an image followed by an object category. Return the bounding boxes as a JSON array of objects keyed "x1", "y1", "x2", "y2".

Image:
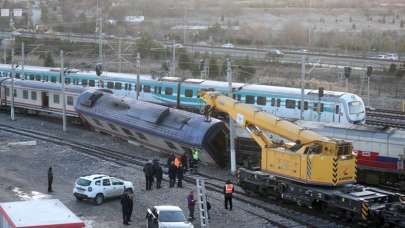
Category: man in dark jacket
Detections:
[
  {"x1": 143, "y1": 160, "x2": 154, "y2": 190},
  {"x1": 167, "y1": 152, "x2": 175, "y2": 167},
  {"x1": 127, "y1": 190, "x2": 134, "y2": 222},
  {"x1": 177, "y1": 164, "x2": 184, "y2": 188},
  {"x1": 168, "y1": 161, "x2": 177, "y2": 188},
  {"x1": 121, "y1": 191, "x2": 130, "y2": 225},
  {"x1": 152, "y1": 159, "x2": 163, "y2": 189},
  {"x1": 48, "y1": 166, "x2": 53, "y2": 192}
]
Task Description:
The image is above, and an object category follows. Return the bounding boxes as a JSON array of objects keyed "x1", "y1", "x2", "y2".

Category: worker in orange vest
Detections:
[
  {"x1": 224, "y1": 179, "x2": 234, "y2": 210},
  {"x1": 174, "y1": 156, "x2": 181, "y2": 168}
]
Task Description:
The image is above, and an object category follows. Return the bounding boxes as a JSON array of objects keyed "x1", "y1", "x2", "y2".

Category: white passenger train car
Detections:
[{"x1": 0, "y1": 78, "x2": 84, "y2": 116}]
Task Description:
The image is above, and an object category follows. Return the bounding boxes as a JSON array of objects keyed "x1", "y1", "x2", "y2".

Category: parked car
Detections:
[
  {"x1": 221, "y1": 43, "x2": 234, "y2": 48},
  {"x1": 386, "y1": 53, "x2": 399, "y2": 61},
  {"x1": 266, "y1": 48, "x2": 284, "y2": 57},
  {"x1": 146, "y1": 205, "x2": 194, "y2": 228},
  {"x1": 73, "y1": 174, "x2": 134, "y2": 205}
]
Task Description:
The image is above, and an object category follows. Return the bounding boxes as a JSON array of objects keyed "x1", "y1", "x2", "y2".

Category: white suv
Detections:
[{"x1": 73, "y1": 174, "x2": 134, "y2": 205}]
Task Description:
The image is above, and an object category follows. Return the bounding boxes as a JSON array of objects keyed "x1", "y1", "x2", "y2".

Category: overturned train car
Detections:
[{"x1": 75, "y1": 90, "x2": 228, "y2": 167}]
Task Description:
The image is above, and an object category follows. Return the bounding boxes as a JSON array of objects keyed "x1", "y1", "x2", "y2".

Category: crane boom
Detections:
[{"x1": 200, "y1": 91, "x2": 356, "y2": 186}]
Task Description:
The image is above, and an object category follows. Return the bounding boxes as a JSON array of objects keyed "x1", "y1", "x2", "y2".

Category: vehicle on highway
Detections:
[
  {"x1": 372, "y1": 53, "x2": 399, "y2": 61},
  {"x1": 73, "y1": 174, "x2": 134, "y2": 205},
  {"x1": 146, "y1": 205, "x2": 194, "y2": 228},
  {"x1": 221, "y1": 43, "x2": 234, "y2": 48},
  {"x1": 266, "y1": 48, "x2": 284, "y2": 57}
]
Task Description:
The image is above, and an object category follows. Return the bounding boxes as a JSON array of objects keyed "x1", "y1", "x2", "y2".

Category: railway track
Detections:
[
  {"x1": 366, "y1": 108, "x2": 405, "y2": 129},
  {"x1": 0, "y1": 123, "x2": 348, "y2": 228}
]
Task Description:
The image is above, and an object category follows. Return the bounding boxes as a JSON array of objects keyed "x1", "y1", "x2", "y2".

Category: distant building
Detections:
[{"x1": 125, "y1": 16, "x2": 145, "y2": 23}]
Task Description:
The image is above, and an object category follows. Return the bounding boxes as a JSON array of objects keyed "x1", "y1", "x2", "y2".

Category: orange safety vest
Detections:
[
  {"x1": 225, "y1": 184, "x2": 233, "y2": 194},
  {"x1": 175, "y1": 157, "x2": 181, "y2": 168}
]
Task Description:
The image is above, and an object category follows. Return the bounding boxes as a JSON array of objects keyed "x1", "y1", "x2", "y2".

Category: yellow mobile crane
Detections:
[
  {"x1": 200, "y1": 91, "x2": 355, "y2": 186},
  {"x1": 200, "y1": 91, "x2": 405, "y2": 225}
]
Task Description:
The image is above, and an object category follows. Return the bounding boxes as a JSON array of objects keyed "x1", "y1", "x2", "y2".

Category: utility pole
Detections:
[
  {"x1": 136, "y1": 53, "x2": 141, "y2": 100},
  {"x1": 60, "y1": 50, "x2": 66, "y2": 132},
  {"x1": 21, "y1": 42, "x2": 24, "y2": 78},
  {"x1": 118, "y1": 38, "x2": 122, "y2": 73},
  {"x1": 227, "y1": 58, "x2": 236, "y2": 174},
  {"x1": 171, "y1": 40, "x2": 176, "y2": 77},
  {"x1": 97, "y1": 0, "x2": 103, "y2": 65},
  {"x1": 10, "y1": 47, "x2": 15, "y2": 121},
  {"x1": 300, "y1": 54, "x2": 305, "y2": 120}
]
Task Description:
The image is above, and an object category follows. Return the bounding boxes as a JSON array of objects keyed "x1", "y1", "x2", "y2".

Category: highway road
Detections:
[{"x1": 0, "y1": 31, "x2": 401, "y2": 70}]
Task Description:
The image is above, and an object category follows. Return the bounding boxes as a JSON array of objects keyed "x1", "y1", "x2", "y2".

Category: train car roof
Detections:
[
  {"x1": 1, "y1": 78, "x2": 85, "y2": 93},
  {"x1": 200, "y1": 80, "x2": 245, "y2": 90},
  {"x1": 242, "y1": 84, "x2": 345, "y2": 97},
  {"x1": 75, "y1": 91, "x2": 224, "y2": 146},
  {"x1": 0, "y1": 64, "x2": 153, "y2": 82}
]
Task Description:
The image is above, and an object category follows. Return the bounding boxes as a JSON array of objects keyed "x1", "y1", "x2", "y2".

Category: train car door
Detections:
[{"x1": 41, "y1": 92, "x2": 49, "y2": 108}]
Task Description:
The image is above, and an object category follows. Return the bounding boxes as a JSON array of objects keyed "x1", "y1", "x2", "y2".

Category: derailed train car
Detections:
[{"x1": 75, "y1": 90, "x2": 228, "y2": 167}]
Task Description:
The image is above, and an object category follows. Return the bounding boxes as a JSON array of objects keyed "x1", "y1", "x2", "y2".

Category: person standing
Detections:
[
  {"x1": 168, "y1": 161, "x2": 177, "y2": 188},
  {"x1": 187, "y1": 191, "x2": 196, "y2": 221},
  {"x1": 177, "y1": 163, "x2": 184, "y2": 188},
  {"x1": 127, "y1": 190, "x2": 134, "y2": 222},
  {"x1": 152, "y1": 159, "x2": 163, "y2": 189},
  {"x1": 47, "y1": 166, "x2": 53, "y2": 193},
  {"x1": 191, "y1": 148, "x2": 199, "y2": 174},
  {"x1": 167, "y1": 152, "x2": 175, "y2": 167},
  {"x1": 224, "y1": 180, "x2": 234, "y2": 211},
  {"x1": 143, "y1": 160, "x2": 154, "y2": 190},
  {"x1": 120, "y1": 191, "x2": 130, "y2": 225}
]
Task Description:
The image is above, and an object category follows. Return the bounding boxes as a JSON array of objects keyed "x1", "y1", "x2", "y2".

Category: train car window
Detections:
[
  {"x1": 165, "y1": 87, "x2": 173, "y2": 95},
  {"x1": 143, "y1": 85, "x2": 151, "y2": 93},
  {"x1": 31, "y1": 91, "x2": 37, "y2": 100},
  {"x1": 5, "y1": 88, "x2": 9, "y2": 96},
  {"x1": 335, "y1": 105, "x2": 340, "y2": 114},
  {"x1": 286, "y1": 100, "x2": 296, "y2": 109},
  {"x1": 65, "y1": 78, "x2": 71, "y2": 84},
  {"x1": 29, "y1": 75, "x2": 34, "y2": 80},
  {"x1": 115, "y1": 82, "x2": 122, "y2": 90},
  {"x1": 23, "y1": 90, "x2": 28, "y2": 99},
  {"x1": 276, "y1": 99, "x2": 281, "y2": 107},
  {"x1": 53, "y1": 94, "x2": 60, "y2": 104},
  {"x1": 35, "y1": 75, "x2": 41, "y2": 81},
  {"x1": 245, "y1": 95, "x2": 255, "y2": 104},
  {"x1": 107, "y1": 82, "x2": 114, "y2": 89},
  {"x1": 257, "y1": 96, "x2": 266, "y2": 105},
  {"x1": 128, "y1": 84, "x2": 132, "y2": 90},
  {"x1": 89, "y1": 80, "x2": 95, "y2": 87},
  {"x1": 271, "y1": 98, "x2": 275, "y2": 106},
  {"x1": 121, "y1": 128, "x2": 133, "y2": 136},
  {"x1": 232, "y1": 94, "x2": 236, "y2": 99},
  {"x1": 43, "y1": 76, "x2": 48, "y2": 81},
  {"x1": 99, "y1": 80, "x2": 104, "y2": 88},
  {"x1": 158, "y1": 87, "x2": 162, "y2": 94},
  {"x1": 15, "y1": 72, "x2": 20, "y2": 79},
  {"x1": 297, "y1": 101, "x2": 309, "y2": 110},
  {"x1": 73, "y1": 79, "x2": 79, "y2": 85},
  {"x1": 81, "y1": 79, "x2": 88, "y2": 86},
  {"x1": 124, "y1": 83, "x2": 129, "y2": 90},
  {"x1": 237, "y1": 95, "x2": 241, "y2": 101},
  {"x1": 108, "y1": 123, "x2": 118, "y2": 131},
  {"x1": 313, "y1": 103, "x2": 324, "y2": 112},
  {"x1": 154, "y1": 86, "x2": 157, "y2": 94},
  {"x1": 136, "y1": 132, "x2": 147, "y2": 140},
  {"x1": 13, "y1": 89, "x2": 16, "y2": 97},
  {"x1": 92, "y1": 118, "x2": 103, "y2": 126},
  {"x1": 67, "y1": 96, "x2": 73, "y2": 105},
  {"x1": 185, "y1": 89, "x2": 193, "y2": 97},
  {"x1": 51, "y1": 76, "x2": 57, "y2": 83},
  {"x1": 165, "y1": 141, "x2": 177, "y2": 150}
]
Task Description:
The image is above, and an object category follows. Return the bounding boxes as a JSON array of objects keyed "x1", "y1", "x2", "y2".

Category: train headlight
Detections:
[{"x1": 340, "y1": 155, "x2": 347, "y2": 160}]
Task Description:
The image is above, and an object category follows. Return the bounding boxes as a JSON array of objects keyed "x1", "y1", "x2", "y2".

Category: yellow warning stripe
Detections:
[{"x1": 361, "y1": 202, "x2": 369, "y2": 220}]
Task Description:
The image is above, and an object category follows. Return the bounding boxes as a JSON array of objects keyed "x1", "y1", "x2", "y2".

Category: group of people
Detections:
[{"x1": 142, "y1": 159, "x2": 163, "y2": 190}]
